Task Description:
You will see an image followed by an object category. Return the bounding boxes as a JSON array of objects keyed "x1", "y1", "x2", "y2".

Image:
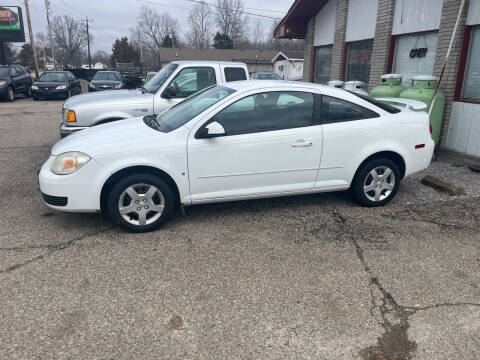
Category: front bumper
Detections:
[
  {"x1": 0, "y1": 85, "x2": 8, "y2": 97},
  {"x1": 59, "y1": 123, "x2": 88, "y2": 138},
  {"x1": 32, "y1": 88, "x2": 68, "y2": 98},
  {"x1": 39, "y1": 155, "x2": 111, "y2": 212}
]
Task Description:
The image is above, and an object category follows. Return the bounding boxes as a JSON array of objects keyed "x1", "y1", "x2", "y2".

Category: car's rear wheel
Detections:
[
  {"x1": 351, "y1": 158, "x2": 400, "y2": 207},
  {"x1": 7, "y1": 87, "x2": 14, "y2": 102},
  {"x1": 107, "y1": 174, "x2": 175, "y2": 232}
]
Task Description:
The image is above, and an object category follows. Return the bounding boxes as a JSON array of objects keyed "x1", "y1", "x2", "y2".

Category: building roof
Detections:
[
  {"x1": 271, "y1": 51, "x2": 304, "y2": 62},
  {"x1": 274, "y1": 0, "x2": 329, "y2": 39},
  {"x1": 157, "y1": 48, "x2": 278, "y2": 65}
]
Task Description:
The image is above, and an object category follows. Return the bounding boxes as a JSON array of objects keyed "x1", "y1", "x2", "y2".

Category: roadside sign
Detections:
[{"x1": 0, "y1": 6, "x2": 25, "y2": 42}]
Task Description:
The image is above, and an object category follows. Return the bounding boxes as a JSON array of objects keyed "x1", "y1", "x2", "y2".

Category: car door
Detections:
[
  {"x1": 187, "y1": 90, "x2": 323, "y2": 203},
  {"x1": 19, "y1": 66, "x2": 30, "y2": 89},
  {"x1": 154, "y1": 66, "x2": 218, "y2": 114},
  {"x1": 316, "y1": 94, "x2": 382, "y2": 188},
  {"x1": 10, "y1": 66, "x2": 23, "y2": 93}
]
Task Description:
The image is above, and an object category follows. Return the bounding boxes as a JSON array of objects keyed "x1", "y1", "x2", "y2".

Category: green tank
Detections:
[
  {"x1": 370, "y1": 74, "x2": 407, "y2": 98},
  {"x1": 399, "y1": 75, "x2": 445, "y2": 144}
]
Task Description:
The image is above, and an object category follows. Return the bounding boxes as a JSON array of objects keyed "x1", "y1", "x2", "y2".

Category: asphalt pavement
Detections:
[{"x1": 1, "y1": 96, "x2": 479, "y2": 359}]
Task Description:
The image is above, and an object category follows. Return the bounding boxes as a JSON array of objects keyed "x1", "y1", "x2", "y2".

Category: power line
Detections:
[{"x1": 186, "y1": 0, "x2": 287, "y2": 15}]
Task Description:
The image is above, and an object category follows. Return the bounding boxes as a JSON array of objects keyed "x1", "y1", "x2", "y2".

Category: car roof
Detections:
[
  {"x1": 96, "y1": 70, "x2": 120, "y2": 73},
  {"x1": 171, "y1": 61, "x2": 246, "y2": 67},
  {"x1": 222, "y1": 80, "x2": 335, "y2": 93},
  {"x1": 252, "y1": 72, "x2": 277, "y2": 75}
]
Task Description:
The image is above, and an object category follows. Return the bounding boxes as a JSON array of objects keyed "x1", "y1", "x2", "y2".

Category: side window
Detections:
[
  {"x1": 169, "y1": 67, "x2": 216, "y2": 98},
  {"x1": 210, "y1": 91, "x2": 314, "y2": 136},
  {"x1": 321, "y1": 95, "x2": 379, "y2": 124},
  {"x1": 224, "y1": 67, "x2": 247, "y2": 82},
  {"x1": 11, "y1": 67, "x2": 18, "y2": 76}
]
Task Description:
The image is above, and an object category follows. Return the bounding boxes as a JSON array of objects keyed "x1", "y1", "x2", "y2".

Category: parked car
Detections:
[
  {"x1": 88, "y1": 71, "x2": 124, "y2": 92},
  {"x1": 40, "y1": 81, "x2": 434, "y2": 232},
  {"x1": 251, "y1": 72, "x2": 282, "y2": 80},
  {"x1": 31, "y1": 71, "x2": 82, "y2": 100},
  {"x1": 0, "y1": 64, "x2": 32, "y2": 101},
  {"x1": 60, "y1": 61, "x2": 249, "y2": 137}
]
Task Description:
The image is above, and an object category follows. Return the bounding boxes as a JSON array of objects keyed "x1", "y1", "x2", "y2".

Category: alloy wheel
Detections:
[
  {"x1": 8, "y1": 88, "x2": 14, "y2": 101},
  {"x1": 363, "y1": 166, "x2": 396, "y2": 202},
  {"x1": 118, "y1": 183, "x2": 165, "y2": 226}
]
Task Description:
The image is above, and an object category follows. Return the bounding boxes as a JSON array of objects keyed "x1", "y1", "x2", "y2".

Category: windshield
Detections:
[
  {"x1": 39, "y1": 72, "x2": 67, "y2": 82},
  {"x1": 143, "y1": 63, "x2": 178, "y2": 94},
  {"x1": 347, "y1": 91, "x2": 401, "y2": 114},
  {"x1": 146, "y1": 72, "x2": 157, "y2": 81},
  {"x1": 93, "y1": 72, "x2": 121, "y2": 81},
  {"x1": 154, "y1": 85, "x2": 235, "y2": 132},
  {"x1": 0, "y1": 67, "x2": 9, "y2": 77}
]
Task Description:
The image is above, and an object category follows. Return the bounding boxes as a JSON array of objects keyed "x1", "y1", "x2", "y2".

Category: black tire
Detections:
[
  {"x1": 7, "y1": 87, "x2": 14, "y2": 102},
  {"x1": 351, "y1": 158, "x2": 400, "y2": 207},
  {"x1": 24, "y1": 86, "x2": 31, "y2": 98},
  {"x1": 107, "y1": 173, "x2": 175, "y2": 232},
  {"x1": 66, "y1": 89, "x2": 71, "y2": 99},
  {"x1": 33, "y1": 95, "x2": 39, "y2": 101}
]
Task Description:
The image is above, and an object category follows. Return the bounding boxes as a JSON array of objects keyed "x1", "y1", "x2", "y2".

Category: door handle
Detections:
[{"x1": 291, "y1": 140, "x2": 312, "y2": 147}]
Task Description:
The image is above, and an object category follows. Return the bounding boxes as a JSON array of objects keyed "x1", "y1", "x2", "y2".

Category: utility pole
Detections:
[
  {"x1": 171, "y1": 30, "x2": 175, "y2": 49},
  {"x1": 82, "y1": 17, "x2": 93, "y2": 71},
  {"x1": 44, "y1": 0, "x2": 56, "y2": 70},
  {"x1": 24, "y1": 0, "x2": 39, "y2": 78}
]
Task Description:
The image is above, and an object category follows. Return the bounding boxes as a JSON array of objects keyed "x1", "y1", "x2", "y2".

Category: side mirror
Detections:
[
  {"x1": 162, "y1": 85, "x2": 176, "y2": 98},
  {"x1": 199, "y1": 121, "x2": 226, "y2": 138}
]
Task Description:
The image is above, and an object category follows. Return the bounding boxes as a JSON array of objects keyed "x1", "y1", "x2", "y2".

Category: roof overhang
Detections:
[{"x1": 274, "y1": 0, "x2": 329, "y2": 39}]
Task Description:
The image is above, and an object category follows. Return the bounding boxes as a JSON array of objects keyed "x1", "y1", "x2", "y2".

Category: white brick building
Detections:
[{"x1": 275, "y1": 0, "x2": 480, "y2": 159}]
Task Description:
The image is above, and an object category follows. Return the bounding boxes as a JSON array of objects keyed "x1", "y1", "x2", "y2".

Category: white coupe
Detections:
[{"x1": 39, "y1": 81, "x2": 434, "y2": 232}]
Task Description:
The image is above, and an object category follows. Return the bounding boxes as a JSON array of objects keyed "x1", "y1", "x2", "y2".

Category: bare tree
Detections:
[
  {"x1": 136, "y1": 5, "x2": 180, "y2": 67},
  {"x1": 188, "y1": 2, "x2": 212, "y2": 49},
  {"x1": 251, "y1": 19, "x2": 264, "y2": 47},
  {"x1": 51, "y1": 15, "x2": 88, "y2": 67},
  {"x1": 214, "y1": 0, "x2": 247, "y2": 45}
]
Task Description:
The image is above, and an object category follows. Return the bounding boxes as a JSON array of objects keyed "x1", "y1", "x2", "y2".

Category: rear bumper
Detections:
[{"x1": 59, "y1": 123, "x2": 88, "y2": 138}]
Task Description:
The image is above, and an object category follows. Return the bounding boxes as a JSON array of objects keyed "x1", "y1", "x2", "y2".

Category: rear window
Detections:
[
  {"x1": 347, "y1": 91, "x2": 401, "y2": 114},
  {"x1": 224, "y1": 67, "x2": 247, "y2": 82}
]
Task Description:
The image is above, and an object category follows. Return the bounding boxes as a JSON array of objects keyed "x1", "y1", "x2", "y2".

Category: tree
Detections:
[
  {"x1": 161, "y1": 33, "x2": 179, "y2": 48},
  {"x1": 135, "y1": 6, "x2": 180, "y2": 67},
  {"x1": 214, "y1": 0, "x2": 247, "y2": 46},
  {"x1": 111, "y1": 37, "x2": 140, "y2": 64},
  {"x1": 17, "y1": 44, "x2": 34, "y2": 70},
  {"x1": 51, "y1": 15, "x2": 88, "y2": 67},
  {"x1": 92, "y1": 50, "x2": 110, "y2": 65},
  {"x1": 1, "y1": 42, "x2": 16, "y2": 64},
  {"x1": 213, "y1": 32, "x2": 233, "y2": 49},
  {"x1": 188, "y1": 2, "x2": 212, "y2": 49},
  {"x1": 251, "y1": 19, "x2": 264, "y2": 47}
]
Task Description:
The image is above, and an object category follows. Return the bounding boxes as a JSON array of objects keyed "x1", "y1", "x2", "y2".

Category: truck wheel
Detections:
[{"x1": 107, "y1": 173, "x2": 175, "y2": 232}]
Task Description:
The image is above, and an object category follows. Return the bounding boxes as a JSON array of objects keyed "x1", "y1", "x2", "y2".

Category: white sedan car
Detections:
[{"x1": 39, "y1": 81, "x2": 434, "y2": 232}]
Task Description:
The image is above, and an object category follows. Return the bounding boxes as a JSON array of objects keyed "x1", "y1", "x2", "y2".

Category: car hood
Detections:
[
  {"x1": 35, "y1": 81, "x2": 67, "y2": 87},
  {"x1": 64, "y1": 89, "x2": 152, "y2": 109},
  {"x1": 52, "y1": 117, "x2": 168, "y2": 157},
  {"x1": 91, "y1": 80, "x2": 122, "y2": 85}
]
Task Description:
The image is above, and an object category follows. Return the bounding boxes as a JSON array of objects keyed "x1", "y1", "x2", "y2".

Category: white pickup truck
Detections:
[{"x1": 60, "y1": 61, "x2": 249, "y2": 137}]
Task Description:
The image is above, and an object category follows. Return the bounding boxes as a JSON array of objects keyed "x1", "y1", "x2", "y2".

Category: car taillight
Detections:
[{"x1": 429, "y1": 124, "x2": 432, "y2": 134}]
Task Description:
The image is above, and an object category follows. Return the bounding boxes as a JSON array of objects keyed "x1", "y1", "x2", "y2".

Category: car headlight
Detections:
[
  {"x1": 31, "y1": 85, "x2": 38, "y2": 90},
  {"x1": 115, "y1": 83, "x2": 122, "y2": 89},
  {"x1": 50, "y1": 152, "x2": 91, "y2": 175},
  {"x1": 0, "y1": 80, "x2": 7, "y2": 86},
  {"x1": 56, "y1": 84, "x2": 67, "y2": 90}
]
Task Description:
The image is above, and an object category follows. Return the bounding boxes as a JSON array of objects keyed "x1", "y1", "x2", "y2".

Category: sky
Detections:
[{"x1": 8, "y1": 0, "x2": 294, "y2": 52}]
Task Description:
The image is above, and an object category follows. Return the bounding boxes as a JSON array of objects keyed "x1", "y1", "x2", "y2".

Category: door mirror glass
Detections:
[
  {"x1": 162, "y1": 85, "x2": 177, "y2": 98},
  {"x1": 200, "y1": 121, "x2": 225, "y2": 138}
]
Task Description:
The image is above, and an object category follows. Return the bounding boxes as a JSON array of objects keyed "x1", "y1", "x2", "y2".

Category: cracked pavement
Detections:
[{"x1": 1, "y1": 98, "x2": 480, "y2": 359}]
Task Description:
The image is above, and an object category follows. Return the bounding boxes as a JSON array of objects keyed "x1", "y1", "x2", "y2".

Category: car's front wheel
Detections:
[
  {"x1": 7, "y1": 87, "x2": 14, "y2": 102},
  {"x1": 107, "y1": 174, "x2": 175, "y2": 232},
  {"x1": 25, "y1": 86, "x2": 31, "y2": 97},
  {"x1": 351, "y1": 158, "x2": 400, "y2": 207}
]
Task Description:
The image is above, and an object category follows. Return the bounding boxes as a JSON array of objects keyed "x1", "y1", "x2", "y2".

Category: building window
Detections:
[
  {"x1": 461, "y1": 27, "x2": 480, "y2": 101},
  {"x1": 393, "y1": 32, "x2": 438, "y2": 86},
  {"x1": 345, "y1": 39, "x2": 374, "y2": 87},
  {"x1": 314, "y1": 45, "x2": 332, "y2": 84}
]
